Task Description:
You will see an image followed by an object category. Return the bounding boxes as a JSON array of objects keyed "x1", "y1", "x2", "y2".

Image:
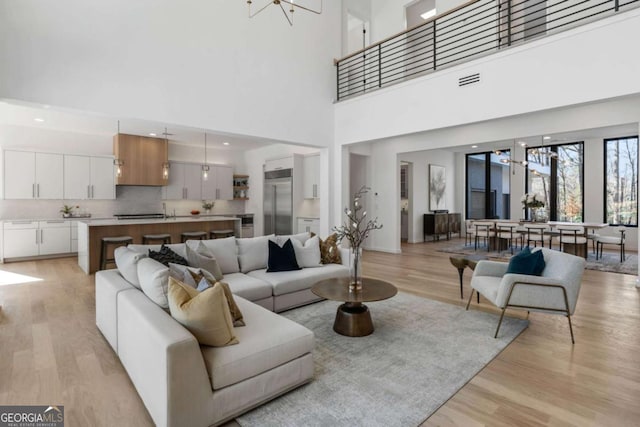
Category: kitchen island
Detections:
[{"x1": 77, "y1": 216, "x2": 240, "y2": 274}]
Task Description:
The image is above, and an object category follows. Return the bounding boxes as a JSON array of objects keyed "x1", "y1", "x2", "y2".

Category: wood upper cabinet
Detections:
[{"x1": 113, "y1": 134, "x2": 168, "y2": 186}]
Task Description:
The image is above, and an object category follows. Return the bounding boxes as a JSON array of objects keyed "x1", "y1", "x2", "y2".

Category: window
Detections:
[
  {"x1": 466, "y1": 151, "x2": 511, "y2": 219},
  {"x1": 526, "y1": 142, "x2": 584, "y2": 222},
  {"x1": 604, "y1": 136, "x2": 638, "y2": 226}
]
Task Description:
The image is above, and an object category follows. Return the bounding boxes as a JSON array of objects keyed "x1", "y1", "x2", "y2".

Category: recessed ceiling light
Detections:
[
  {"x1": 34, "y1": 118, "x2": 45, "y2": 122},
  {"x1": 543, "y1": 136, "x2": 551, "y2": 140},
  {"x1": 149, "y1": 133, "x2": 157, "y2": 136},
  {"x1": 223, "y1": 142, "x2": 230, "y2": 146},
  {"x1": 471, "y1": 145, "x2": 478, "y2": 148},
  {"x1": 420, "y1": 9, "x2": 436, "y2": 20}
]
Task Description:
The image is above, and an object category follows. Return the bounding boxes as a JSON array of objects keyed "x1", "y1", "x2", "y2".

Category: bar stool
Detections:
[
  {"x1": 181, "y1": 231, "x2": 208, "y2": 243},
  {"x1": 100, "y1": 236, "x2": 133, "y2": 270},
  {"x1": 142, "y1": 233, "x2": 172, "y2": 245},
  {"x1": 210, "y1": 229, "x2": 235, "y2": 239}
]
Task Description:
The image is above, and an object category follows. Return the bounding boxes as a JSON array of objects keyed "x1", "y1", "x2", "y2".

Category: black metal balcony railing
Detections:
[{"x1": 335, "y1": 0, "x2": 639, "y2": 101}]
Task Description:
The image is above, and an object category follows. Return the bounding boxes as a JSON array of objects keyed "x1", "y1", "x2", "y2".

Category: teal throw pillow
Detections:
[{"x1": 506, "y1": 247, "x2": 545, "y2": 276}]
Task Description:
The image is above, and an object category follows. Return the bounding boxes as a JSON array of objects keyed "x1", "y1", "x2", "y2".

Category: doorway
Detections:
[{"x1": 400, "y1": 161, "x2": 413, "y2": 244}]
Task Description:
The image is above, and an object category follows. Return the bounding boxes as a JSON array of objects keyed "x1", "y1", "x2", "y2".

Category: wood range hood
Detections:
[{"x1": 113, "y1": 133, "x2": 169, "y2": 186}]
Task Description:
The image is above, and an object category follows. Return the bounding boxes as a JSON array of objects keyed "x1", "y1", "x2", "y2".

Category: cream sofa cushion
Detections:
[
  {"x1": 138, "y1": 257, "x2": 170, "y2": 308},
  {"x1": 236, "y1": 235, "x2": 274, "y2": 273},
  {"x1": 248, "y1": 263, "x2": 349, "y2": 296},
  {"x1": 221, "y1": 272, "x2": 273, "y2": 301},
  {"x1": 189, "y1": 237, "x2": 240, "y2": 274},
  {"x1": 115, "y1": 246, "x2": 148, "y2": 288},
  {"x1": 186, "y1": 242, "x2": 224, "y2": 281},
  {"x1": 168, "y1": 278, "x2": 238, "y2": 347},
  {"x1": 201, "y1": 296, "x2": 314, "y2": 390}
]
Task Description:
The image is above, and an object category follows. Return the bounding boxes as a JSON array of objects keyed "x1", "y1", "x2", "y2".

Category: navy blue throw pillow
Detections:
[
  {"x1": 506, "y1": 246, "x2": 545, "y2": 276},
  {"x1": 267, "y1": 239, "x2": 301, "y2": 272}
]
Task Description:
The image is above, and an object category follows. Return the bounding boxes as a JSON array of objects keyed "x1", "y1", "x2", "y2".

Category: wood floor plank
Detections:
[{"x1": 0, "y1": 242, "x2": 638, "y2": 426}]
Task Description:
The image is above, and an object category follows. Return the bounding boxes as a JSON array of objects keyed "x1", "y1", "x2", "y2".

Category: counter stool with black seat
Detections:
[
  {"x1": 100, "y1": 236, "x2": 133, "y2": 270},
  {"x1": 142, "y1": 233, "x2": 172, "y2": 245},
  {"x1": 210, "y1": 229, "x2": 235, "y2": 239},
  {"x1": 180, "y1": 231, "x2": 208, "y2": 243}
]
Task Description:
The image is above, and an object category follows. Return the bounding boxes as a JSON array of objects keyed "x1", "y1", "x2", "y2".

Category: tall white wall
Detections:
[
  {"x1": 0, "y1": 0, "x2": 341, "y2": 146},
  {"x1": 335, "y1": 8, "x2": 640, "y2": 145}
]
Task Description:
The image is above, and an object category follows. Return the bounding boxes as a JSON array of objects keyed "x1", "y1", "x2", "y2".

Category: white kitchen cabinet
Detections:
[
  {"x1": 297, "y1": 217, "x2": 320, "y2": 235},
  {"x1": 164, "y1": 162, "x2": 202, "y2": 200},
  {"x1": 64, "y1": 155, "x2": 115, "y2": 200},
  {"x1": 64, "y1": 155, "x2": 91, "y2": 199},
  {"x1": 202, "y1": 165, "x2": 233, "y2": 201},
  {"x1": 303, "y1": 154, "x2": 320, "y2": 199},
  {"x1": 4, "y1": 151, "x2": 36, "y2": 199},
  {"x1": 39, "y1": 221, "x2": 71, "y2": 255},
  {"x1": 90, "y1": 156, "x2": 116, "y2": 199},
  {"x1": 35, "y1": 153, "x2": 64, "y2": 199},
  {"x1": 3, "y1": 151, "x2": 63, "y2": 199},
  {"x1": 3, "y1": 220, "x2": 72, "y2": 258},
  {"x1": 265, "y1": 157, "x2": 293, "y2": 172},
  {"x1": 3, "y1": 221, "x2": 39, "y2": 258}
]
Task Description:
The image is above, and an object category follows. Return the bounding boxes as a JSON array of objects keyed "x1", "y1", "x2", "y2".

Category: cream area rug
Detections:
[{"x1": 236, "y1": 292, "x2": 528, "y2": 427}]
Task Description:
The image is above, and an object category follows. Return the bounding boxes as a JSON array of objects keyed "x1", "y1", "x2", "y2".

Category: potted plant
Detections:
[
  {"x1": 202, "y1": 200, "x2": 214, "y2": 214},
  {"x1": 60, "y1": 205, "x2": 77, "y2": 218}
]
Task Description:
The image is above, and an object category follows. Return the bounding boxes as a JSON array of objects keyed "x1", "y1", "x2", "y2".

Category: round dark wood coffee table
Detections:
[{"x1": 311, "y1": 277, "x2": 397, "y2": 337}]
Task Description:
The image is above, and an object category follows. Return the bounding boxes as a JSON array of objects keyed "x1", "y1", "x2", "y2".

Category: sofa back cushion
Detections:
[
  {"x1": 236, "y1": 235, "x2": 273, "y2": 273},
  {"x1": 115, "y1": 246, "x2": 148, "y2": 288},
  {"x1": 191, "y1": 237, "x2": 240, "y2": 275},
  {"x1": 138, "y1": 257, "x2": 170, "y2": 308},
  {"x1": 273, "y1": 232, "x2": 310, "y2": 246}
]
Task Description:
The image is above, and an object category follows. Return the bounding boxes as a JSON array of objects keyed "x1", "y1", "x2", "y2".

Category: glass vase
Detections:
[{"x1": 349, "y1": 247, "x2": 363, "y2": 292}]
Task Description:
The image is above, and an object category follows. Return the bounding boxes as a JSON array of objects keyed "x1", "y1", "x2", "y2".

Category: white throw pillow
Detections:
[
  {"x1": 115, "y1": 246, "x2": 148, "y2": 288},
  {"x1": 138, "y1": 258, "x2": 170, "y2": 308},
  {"x1": 194, "y1": 237, "x2": 240, "y2": 274},
  {"x1": 291, "y1": 235, "x2": 322, "y2": 268},
  {"x1": 168, "y1": 263, "x2": 199, "y2": 288},
  {"x1": 236, "y1": 235, "x2": 274, "y2": 273}
]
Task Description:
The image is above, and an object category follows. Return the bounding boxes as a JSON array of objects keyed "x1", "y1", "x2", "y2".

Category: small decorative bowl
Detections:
[{"x1": 190, "y1": 210, "x2": 200, "y2": 215}]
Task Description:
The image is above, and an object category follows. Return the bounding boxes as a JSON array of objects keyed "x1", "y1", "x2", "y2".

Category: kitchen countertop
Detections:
[
  {"x1": 2, "y1": 213, "x2": 249, "y2": 222},
  {"x1": 82, "y1": 216, "x2": 240, "y2": 227}
]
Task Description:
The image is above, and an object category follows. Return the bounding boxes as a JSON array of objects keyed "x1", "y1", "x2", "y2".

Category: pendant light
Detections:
[
  {"x1": 162, "y1": 127, "x2": 170, "y2": 179},
  {"x1": 114, "y1": 120, "x2": 124, "y2": 178},
  {"x1": 202, "y1": 132, "x2": 210, "y2": 181}
]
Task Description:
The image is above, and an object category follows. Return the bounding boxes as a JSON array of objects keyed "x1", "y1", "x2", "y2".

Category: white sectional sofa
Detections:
[{"x1": 95, "y1": 234, "x2": 350, "y2": 427}]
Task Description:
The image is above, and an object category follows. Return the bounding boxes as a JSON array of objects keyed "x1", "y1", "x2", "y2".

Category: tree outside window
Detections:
[{"x1": 605, "y1": 136, "x2": 638, "y2": 226}]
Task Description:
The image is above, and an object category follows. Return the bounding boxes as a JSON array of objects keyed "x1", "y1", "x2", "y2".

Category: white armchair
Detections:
[{"x1": 466, "y1": 248, "x2": 586, "y2": 343}]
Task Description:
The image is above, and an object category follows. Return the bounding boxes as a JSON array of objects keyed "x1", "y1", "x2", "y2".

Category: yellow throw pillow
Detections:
[{"x1": 167, "y1": 277, "x2": 238, "y2": 347}]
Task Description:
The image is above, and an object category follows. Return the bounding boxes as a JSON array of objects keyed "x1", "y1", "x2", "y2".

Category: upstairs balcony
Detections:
[{"x1": 336, "y1": 0, "x2": 639, "y2": 101}]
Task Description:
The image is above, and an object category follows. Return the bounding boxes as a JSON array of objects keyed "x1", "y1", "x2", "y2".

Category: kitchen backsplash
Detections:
[{"x1": 0, "y1": 185, "x2": 246, "y2": 220}]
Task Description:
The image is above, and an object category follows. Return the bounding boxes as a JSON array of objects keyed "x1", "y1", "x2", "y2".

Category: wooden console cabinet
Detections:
[{"x1": 424, "y1": 213, "x2": 461, "y2": 242}]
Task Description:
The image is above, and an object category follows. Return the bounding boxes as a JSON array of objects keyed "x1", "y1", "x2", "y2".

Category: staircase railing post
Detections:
[
  {"x1": 615, "y1": 0, "x2": 620, "y2": 12},
  {"x1": 433, "y1": 22, "x2": 437, "y2": 70},
  {"x1": 507, "y1": 0, "x2": 512, "y2": 46},
  {"x1": 378, "y1": 44, "x2": 382, "y2": 88}
]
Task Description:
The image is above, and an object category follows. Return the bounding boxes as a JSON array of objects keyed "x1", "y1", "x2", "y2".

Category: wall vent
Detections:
[{"x1": 458, "y1": 73, "x2": 480, "y2": 87}]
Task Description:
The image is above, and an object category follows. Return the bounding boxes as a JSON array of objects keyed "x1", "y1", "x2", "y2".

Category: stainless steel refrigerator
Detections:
[{"x1": 264, "y1": 169, "x2": 293, "y2": 235}]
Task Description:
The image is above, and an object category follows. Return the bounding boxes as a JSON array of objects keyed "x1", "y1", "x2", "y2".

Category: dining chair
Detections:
[
  {"x1": 473, "y1": 221, "x2": 495, "y2": 251},
  {"x1": 495, "y1": 222, "x2": 519, "y2": 254},
  {"x1": 465, "y1": 220, "x2": 475, "y2": 246},
  {"x1": 595, "y1": 226, "x2": 626, "y2": 262},
  {"x1": 557, "y1": 225, "x2": 587, "y2": 255},
  {"x1": 524, "y1": 223, "x2": 552, "y2": 249}
]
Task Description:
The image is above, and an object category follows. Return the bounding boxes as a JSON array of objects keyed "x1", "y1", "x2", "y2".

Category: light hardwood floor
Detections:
[{"x1": 0, "y1": 240, "x2": 638, "y2": 426}]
